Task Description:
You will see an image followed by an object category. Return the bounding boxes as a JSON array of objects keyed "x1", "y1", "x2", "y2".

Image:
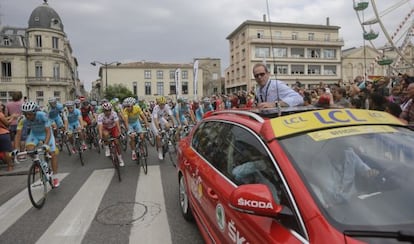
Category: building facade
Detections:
[
  {"x1": 0, "y1": 1, "x2": 79, "y2": 105},
  {"x1": 225, "y1": 19, "x2": 344, "y2": 91},
  {"x1": 91, "y1": 61, "x2": 206, "y2": 101}
]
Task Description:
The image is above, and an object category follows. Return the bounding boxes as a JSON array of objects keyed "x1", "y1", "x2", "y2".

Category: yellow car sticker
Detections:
[{"x1": 308, "y1": 125, "x2": 397, "y2": 141}]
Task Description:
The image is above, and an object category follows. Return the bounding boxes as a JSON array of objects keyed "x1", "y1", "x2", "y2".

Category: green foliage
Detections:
[{"x1": 104, "y1": 84, "x2": 134, "y2": 100}]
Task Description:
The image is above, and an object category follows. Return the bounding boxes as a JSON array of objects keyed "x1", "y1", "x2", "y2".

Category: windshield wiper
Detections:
[{"x1": 344, "y1": 230, "x2": 414, "y2": 242}]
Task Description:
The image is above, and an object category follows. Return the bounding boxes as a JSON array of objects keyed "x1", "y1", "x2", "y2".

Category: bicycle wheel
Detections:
[
  {"x1": 146, "y1": 130, "x2": 156, "y2": 147},
  {"x1": 75, "y1": 138, "x2": 84, "y2": 166},
  {"x1": 93, "y1": 136, "x2": 101, "y2": 154},
  {"x1": 111, "y1": 145, "x2": 121, "y2": 182},
  {"x1": 27, "y1": 163, "x2": 47, "y2": 209},
  {"x1": 137, "y1": 141, "x2": 148, "y2": 174},
  {"x1": 168, "y1": 140, "x2": 178, "y2": 167},
  {"x1": 120, "y1": 128, "x2": 128, "y2": 152}
]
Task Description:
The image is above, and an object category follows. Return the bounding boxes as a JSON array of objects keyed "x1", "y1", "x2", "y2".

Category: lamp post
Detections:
[{"x1": 90, "y1": 61, "x2": 121, "y2": 90}]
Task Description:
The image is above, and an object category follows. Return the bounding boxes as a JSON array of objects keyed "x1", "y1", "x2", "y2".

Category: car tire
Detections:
[{"x1": 179, "y1": 174, "x2": 193, "y2": 221}]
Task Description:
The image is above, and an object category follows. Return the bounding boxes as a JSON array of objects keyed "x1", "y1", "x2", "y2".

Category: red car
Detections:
[{"x1": 177, "y1": 107, "x2": 414, "y2": 243}]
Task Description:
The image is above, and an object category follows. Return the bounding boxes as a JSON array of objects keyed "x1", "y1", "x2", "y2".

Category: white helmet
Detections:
[
  {"x1": 21, "y1": 101, "x2": 38, "y2": 112},
  {"x1": 123, "y1": 97, "x2": 136, "y2": 106}
]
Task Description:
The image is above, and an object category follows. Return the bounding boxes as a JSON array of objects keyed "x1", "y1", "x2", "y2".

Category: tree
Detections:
[{"x1": 104, "y1": 84, "x2": 134, "y2": 101}]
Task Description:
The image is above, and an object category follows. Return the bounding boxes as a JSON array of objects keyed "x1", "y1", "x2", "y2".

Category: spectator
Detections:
[
  {"x1": 253, "y1": 63, "x2": 303, "y2": 108},
  {"x1": 333, "y1": 87, "x2": 351, "y2": 108},
  {"x1": 400, "y1": 82, "x2": 414, "y2": 128},
  {"x1": 0, "y1": 108, "x2": 15, "y2": 171},
  {"x1": 5, "y1": 91, "x2": 23, "y2": 146}
]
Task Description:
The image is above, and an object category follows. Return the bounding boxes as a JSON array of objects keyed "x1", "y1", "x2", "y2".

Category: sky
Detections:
[{"x1": 1, "y1": 0, "x2": 412, "y2": 91}]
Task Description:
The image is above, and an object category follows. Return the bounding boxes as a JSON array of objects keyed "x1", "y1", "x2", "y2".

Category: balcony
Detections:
[
  {"x1": 248, "y1": 35, "x2": 344, "y2": 47},
  {"x1": 1, "y1": 77, "x2": 12, "y2": 82},
  {"x1": 27, "y1": 77, "x2": 74, "y2": 86}
]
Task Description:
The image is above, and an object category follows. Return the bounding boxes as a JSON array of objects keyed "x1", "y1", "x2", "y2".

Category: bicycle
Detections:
[
  {"x1": 104, "y1": 137, "x2": 122, "y2": 182},
  {"x1": 85, "y1": 123, "x2": 101, "y2": 154},
  {"x1": 160, "y1": 127, "x2": 178, "y2": 167},
  {"x1": 71, "y1": 130, "x2": 85, "y2": 166},
  {"x1": 119, "y1": 124, "x2": 128, "y2": 152},
  {"x1": 143, "y1": 124, "x2": 155, "y2": 147},
  {"x1": 130, "y1": 131, "x2": 148, "y2": 174},
  {"x1": 15, "y1": 146, "x2": 54, "y2": 209},
  {"x1": 55, "y1": 128, "x2": 71, "y2": 155}
]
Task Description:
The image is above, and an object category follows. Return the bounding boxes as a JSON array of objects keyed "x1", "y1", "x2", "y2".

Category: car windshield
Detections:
[{"x1": 280, "y1": 125, "x2": 414, "y2": 231}]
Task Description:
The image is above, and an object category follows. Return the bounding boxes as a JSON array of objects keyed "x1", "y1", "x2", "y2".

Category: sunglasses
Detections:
[{"x1": 254, "y1": 72, "x2": 266, "y2": 79}]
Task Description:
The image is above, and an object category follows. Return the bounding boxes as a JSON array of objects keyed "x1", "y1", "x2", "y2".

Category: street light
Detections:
[{"x1": 90, "y1": 61, "x2": 121, "y2": 90}]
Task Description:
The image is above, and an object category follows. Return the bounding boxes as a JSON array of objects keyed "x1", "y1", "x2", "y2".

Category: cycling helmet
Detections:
[
  {"x1": 81, "y1": 99, "x2": 89, "y2": 106},
  {"x1": 65, "y1": 100, "x2": 75, "y2": 107},
  {"x1": 74, "y1": 99, "x2": 81, "y2": 104},
  {"x1": 123, "y1": 97, "x2": 136, "y2": 106},
  {"x1": 203, "y1": 97, "x2": 210, "y2": 103},
  {"x1": 156, "y1": 96, "x2": 166, "y2": 105},
  {"x1": 110, "y1": 98, "x2": 119, "y2": 105},
  {"x1": 100, "y1": 98, "x2": 108, "y2": 105},
  {"x1": 79, "y1": 96, "x2": 86, "y2": 102},
  {"x1": 90, "y1": 100, "x2": 97, "y2": 106},
  {"x1": 102, "y1": 102, "x2": 112, "y2": 111},
  {"x1": 21, "y1": 101, "x2": 38, "y2": 112},
  {"x1": 48, "y1": 97, "x2": 57, "y2": 104}
]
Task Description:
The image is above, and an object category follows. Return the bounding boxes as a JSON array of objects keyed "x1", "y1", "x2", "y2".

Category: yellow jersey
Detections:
[{"x1": 123, "y1": 105, "x2": 144, "y2": 123}]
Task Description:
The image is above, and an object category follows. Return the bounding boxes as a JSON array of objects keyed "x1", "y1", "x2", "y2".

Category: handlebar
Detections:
[{"x1": 14, "y1": 147, "x2": 49, "y2": 163}]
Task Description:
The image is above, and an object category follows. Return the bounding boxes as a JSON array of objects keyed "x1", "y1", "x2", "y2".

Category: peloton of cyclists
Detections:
[{"x1": 64, "y1": 101, "x2": 88, "y2": 153}]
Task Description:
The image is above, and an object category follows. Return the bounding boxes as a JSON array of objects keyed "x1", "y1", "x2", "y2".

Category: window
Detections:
[
  {"x1": 292, "y1": 32, "x2": 298, "y2": 40},
  {"x1": 0, "y1": 91, "x2": 10, "y2": 104},
  {"x1": 3, "y1": 37, "x2": 10, "y2": 46},
  {"x1": 157, "y1": 70, "x2": 163, "y2": 79},
  {"x1": 291, "y1": 65, "x2": 305, "y2": 75},
  {"x1": 53, "y1": 91, "x2": 61, "y2": 101},
  {"x1": 182, "y1": 81, "x2": 188, "y2": 95},
  {"x1": 291, "y1": 48, "x2": 304, "y2": 58},
  {"x1": 307, "y1": 48, "x2": 320, "y2": 58},
  {"x1": 308, "y1": 65, "x2": 321, "y2": 75},
  {"x1": 255, "y1": 47, "x2": 270, "y2": 58},
  {"x1": 169, "y1": 70, "x2": 175, "y2": 79},
  {"x1": 53, "y1": 63, "x2": 60, "y2": 80},
  {"x1": 36, "y1": 91, "x2": 44, "y2": 106},
  {"x1": 145, "y1": 82, "x2": 151, "y2": 95},
  {"x1": 157, "y1": 82, "x2": 164, "y2": 95},
  {"x1": 169, "y1": 82, "x2": 176, "y2": 95},
  {"x1": 144, "y1": 70, "x2": 151, "y2": 79},
  {"x1": 257, "y1": 30, "x2": 264, "y2": 39},
  {"x1": 273, "y1": 47, "x2": 287, "y2": 57},
  {"x1": 133, "y1": 81, "x2": 137, "y2": 95},
  {"x1": 324, "y1": 65, "x2": 337, "y2": 75},
  {"x1": 52, "y1": 37, "x2": 59, "y2": 49},
  {"x1": 35, "y1": 35, "x2": 42, "y2": 48},
  {"x1": 323, "y1": 49, "x2": 336, "y2": 59},
  {"x1": 274, "y1": 64, "x2": 288, "y2": 75},
  {"x1": 308, "y1": 33, "x2": 314, "y2": 41},
  {"x1": 182, "y1": 70, "x2": 188, "y2": 80},
  {"x1": 1, "y1": 62, "x2": 12, "y2": 78},
  {"x1": 35, "y1": 62, "x2": 43, "y2": 78}
]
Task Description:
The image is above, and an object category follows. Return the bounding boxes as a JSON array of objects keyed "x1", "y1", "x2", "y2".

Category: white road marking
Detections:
[
  {"x1": 0, "y1": 173, "x2": 68, "y2": 235},
  {"x1": 36, "y1": 169, "x2": 114, "y2": 244},
  {"x1": 129, "y1": 165, "x2": 172, "y2": 244}
]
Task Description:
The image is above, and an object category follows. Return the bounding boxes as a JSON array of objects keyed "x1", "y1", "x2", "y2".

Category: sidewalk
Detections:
[{"x1": 0, "y1": 159, "x2": 31, "y2": 177}]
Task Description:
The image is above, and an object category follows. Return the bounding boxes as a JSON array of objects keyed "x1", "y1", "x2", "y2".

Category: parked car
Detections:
[{"x1": 177, "y1": 107, "x2": 414, "y2": 243}]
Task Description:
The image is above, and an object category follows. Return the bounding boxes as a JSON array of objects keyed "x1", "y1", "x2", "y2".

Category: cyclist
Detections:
[
  {"x1": 150, "y1": 96, "x2": 177, "y2": 160},
  {"x1": 14, "y1": 101, "x2": 60, "y2": 187},
  {"x1": 174, "y1": 97, "x2": 196, "y2": 138},
  {"x1": 97, "y1": 102, "x2": 125, "y2": 166},
  {"x1": 202, "y1": 97, "x2": 214, "y2": 113},
  {"x1": 192, "y1": 99, "x2": 204, "y2": 122},
  {"x1": 74, "y1": 98, "x2": 81, "y2": 109},
  {"x1": 138, "y1": 98, "x2": 151, "y2": 122},
  {"x1": 122, "y1": 97, "x2": 149, "y2": 160},
  {"x1": 47, "y1": 97, "x2": 65, "y2": 138},
  {"x1": 64, "y1": 101, "x2": 87, "y2": 153}
]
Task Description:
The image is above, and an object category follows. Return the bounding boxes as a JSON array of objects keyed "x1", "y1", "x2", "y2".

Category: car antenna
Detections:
[{"x1": 265, "y1": 0, "x2": 281, "y2": 116}]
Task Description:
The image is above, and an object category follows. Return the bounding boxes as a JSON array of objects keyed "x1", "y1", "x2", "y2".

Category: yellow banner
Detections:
[
  {"x1": 308, "y1": 125, "x2": 397, "y2": 141},
  {"x1": 270, "y1": 109, "x2": 404, "y2": 138}
]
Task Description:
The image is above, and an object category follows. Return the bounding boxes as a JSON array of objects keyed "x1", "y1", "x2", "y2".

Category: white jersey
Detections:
[{"x1": 151, "y1": 104, "x2": 173, "y2": 120}]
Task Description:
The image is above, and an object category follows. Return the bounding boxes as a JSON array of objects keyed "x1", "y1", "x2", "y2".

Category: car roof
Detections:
[{"x1": 205, "y1": 107, "x2": 406, "y2": 139}]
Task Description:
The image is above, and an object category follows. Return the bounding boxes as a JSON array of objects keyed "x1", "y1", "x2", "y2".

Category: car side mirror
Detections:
[{"x1": 229, "y1": 184, "x2": 283, "y2": 217}]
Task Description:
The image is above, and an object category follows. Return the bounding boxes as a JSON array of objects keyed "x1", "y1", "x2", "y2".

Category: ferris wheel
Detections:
[{"x1": 353, "y1": 0, "x2": 414, "y2": 74}]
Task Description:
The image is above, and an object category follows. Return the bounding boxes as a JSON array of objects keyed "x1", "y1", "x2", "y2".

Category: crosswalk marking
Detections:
[
  {"x1": 129, "y1": 165, "x2": 172, "y2": 244},
  {"x1": 36, "y1": 169, "x2": 114, "y2": 244},
  {"x1": 0, "y1": 173, "x2": 68, "y2": 236}
]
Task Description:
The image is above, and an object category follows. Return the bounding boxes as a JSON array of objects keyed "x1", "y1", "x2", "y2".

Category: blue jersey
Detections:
[
  {"x1": 17, "y1": 111, "x2": 51, "y2": 137},
  {"x1": 48, "y1": 103, "x2": 64, "y2": 119},
  {"x1": 66, "y1": 108, "x2": 82, "y2": 124}
]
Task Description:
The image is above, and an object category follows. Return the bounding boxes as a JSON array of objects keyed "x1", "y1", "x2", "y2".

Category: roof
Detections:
[{"x1": 28, "y1": 1, "x2": 64, "y2": 31}]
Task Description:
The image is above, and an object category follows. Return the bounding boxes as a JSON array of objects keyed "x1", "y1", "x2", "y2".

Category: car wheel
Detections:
[{"x1": 179, "y1": 174, "x2": 193, "y2": 221}]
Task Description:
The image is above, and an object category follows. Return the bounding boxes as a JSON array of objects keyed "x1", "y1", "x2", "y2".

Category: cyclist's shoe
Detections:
[
  {"x1": 82, "y1": 143, "x2": 88, "y2": 151},
  {"x1": 105, "y1": 146, "x2": 110, "y2": 157},
  {"x1": 132, "y1": 151, "x2": 137, "y2": 161},
  {"x1": 119, "y1": 156, "x2": 125, "y2": 167},
  {"x1": 71, "y1": 147, "x2": 76, "y2": 154},
  {"x1": 158, "y1": 150, "x2": 164, "y2": 160},
  {"x1": 52, "y1": 178, "x2": 60, "y2": 188}
]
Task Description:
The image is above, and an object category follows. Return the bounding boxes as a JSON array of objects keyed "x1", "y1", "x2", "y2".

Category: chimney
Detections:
[
  {"x1": 326, "y1": 17, "x2": 330, "y2": 26},
  {"x1": 263, "y1": 14, "x2": 266, "y2": 22}
]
